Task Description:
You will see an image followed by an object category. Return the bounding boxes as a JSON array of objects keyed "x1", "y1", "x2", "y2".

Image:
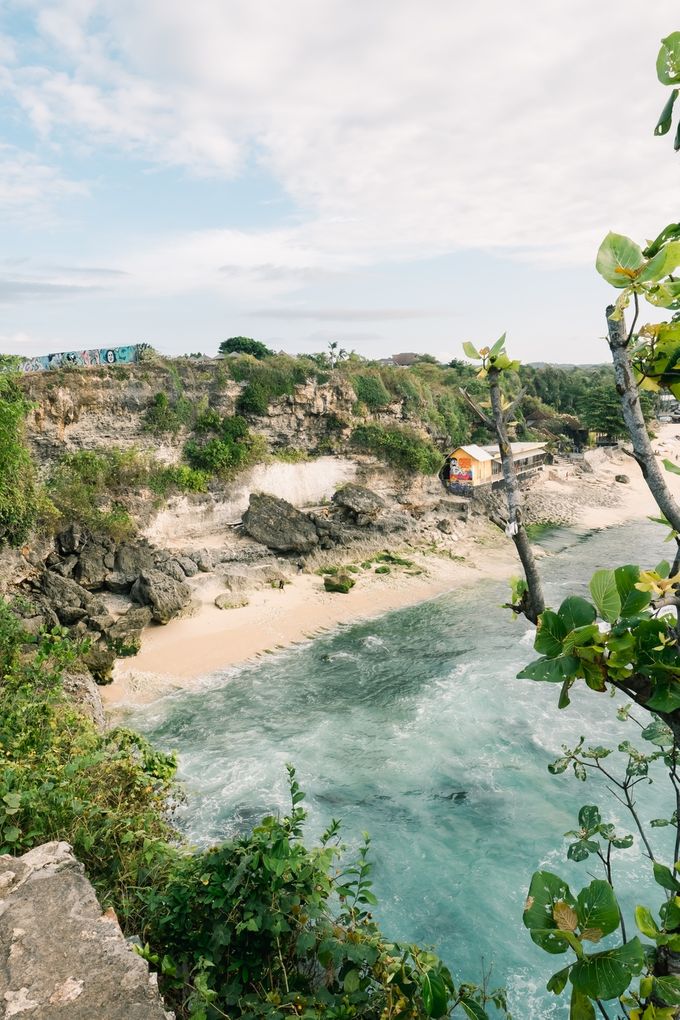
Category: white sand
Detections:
[{"x1": 102, "y1": 425, "x2": 680, "y2": 708}]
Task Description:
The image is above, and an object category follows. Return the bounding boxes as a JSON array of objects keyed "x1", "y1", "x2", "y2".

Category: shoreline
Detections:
[{"x1": 102, "y1": 427, "x2": 680, "y2": 709}]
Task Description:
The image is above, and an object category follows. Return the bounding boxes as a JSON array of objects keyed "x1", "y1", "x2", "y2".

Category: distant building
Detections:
[
  {"x1": 391, "y1": 352, "x2": 420, "y2": 366},
  {"x1": 440, "y1": 442, "x2": 548, "y2": 495}
]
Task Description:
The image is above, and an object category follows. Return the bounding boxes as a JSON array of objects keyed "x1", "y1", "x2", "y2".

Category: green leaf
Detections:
[
  {"x1": 344, "y1": 968, "x2": 361, "y2": 995},
  {"x1": 596, "y1": 233, "x2": 644, "y2": 288},
  {"x1": 653, "y1": 862, "x2": 680, "y2": 892},
  {"x1": 518, "y1": 655, "x2": 579, "y2": 684},
  {"x1": 547, "y1": 965, "x2": 571, "y2": 995},
  {"x1": 558, "y1": 597, "x2": 597, "y2": 632},
  {"x1": 462, "y1": 342, "x2": 480, "y2": 360},
  {"x1": 524, "y1": 870, "x2": 575, "y2": 953},
  {"x1": 656, "y1": 559, "x2": 671, "y2": 578},
  {"x1": 576, "y1": 880, "x2": 620, "y2": 938},
  {"x1": 664, "y1": 457, "x2": 680, "y2": 476},
  {"x1": 635, "y1": 904, "x2": 660, "y2": 939},
  {"x1": 421, "y1": 971, "x2": 448, "y2": 1018},
  {"x1": 655, "y1": 88, "x2": 680, "y2": 135},
  {"x1": 578, "y1": 806, "x2": 601, "y2": 831},
  {"x1": 641, "y1": 717, "x2": 674, "y2": 746},
  {"x1": 489, "y1": 333, "x2": 507, "y2": 357},
  {"x1": 639, "y1": 241, "x2": 680, "y2": 283},
  {"x1": 535, "y1": 610, "x2": 567, "y2": 656},
  {"x1": 658, "y1": 33, "x2": 680, "y2": 86},
  {"x1": 614, "y1": 564, "x2": 651, "y2": 616},
  {"x1": 589, "y1": 570, "x2": 621, "y2": 623},
  {"x1": 2, "y1": 825, "x2": 19, "y2": 843},
  {"x1": 654, "y1": 974, "x2": 680, "y2": 1005},
  {"x1": 647, "y1": 681, "x2": 680, "y2": 713},
  {"x1": 459, "y1": 999, "x2": 488, "y2": 1020},
  {"x1": 570, "y1": 938, "x2": 644, "y2": 1000},
  {"x1": 569, "y1": 987, "x2": 596, "y2": 1020},
  {"x1": 2, "y1": 793, "x2": 21, "y2": 810}
]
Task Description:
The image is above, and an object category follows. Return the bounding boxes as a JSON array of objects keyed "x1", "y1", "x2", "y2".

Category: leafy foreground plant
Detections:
[{"x1": 141, "y1": 768, "x2": 508, "y2": 1020}]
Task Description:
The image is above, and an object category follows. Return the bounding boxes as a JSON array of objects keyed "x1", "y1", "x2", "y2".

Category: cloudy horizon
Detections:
[{"x1": 2, "y1": 2, "x2": 678, "y2": 363}]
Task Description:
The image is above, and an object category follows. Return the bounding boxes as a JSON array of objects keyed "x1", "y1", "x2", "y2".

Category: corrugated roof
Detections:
[{"x1": 481, "y1": 441, "x2": 547, "y2": 457}]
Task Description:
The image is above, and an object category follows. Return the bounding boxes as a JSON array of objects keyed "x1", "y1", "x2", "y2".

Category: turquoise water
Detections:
[{"x1": 132, "y1": 522, "x2": 675, "y2": 1017}]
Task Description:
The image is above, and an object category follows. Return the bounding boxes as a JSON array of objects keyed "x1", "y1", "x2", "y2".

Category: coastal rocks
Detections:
[
  {"x1": 332, "y1": 484, "x2": 385, "y2": 523},
  {"x1": 215, "y1": 593, "x2": 249, "y2": 609},
  {"x1": 60, "y1": 670, "x2": 106, "y2": 728},
  {"x1": 106, "y1": 606, "x2": 154, "y2": 655},
  {"x1": 130, "y1": 570, "x2": 191, "y2": 624},
  {"x1": 242, "y1": 494, "x2": 319, "y2": 554},
  {"x1": 0, "y1": 842, "x2": 172, "y2": 1020},
  {"x1": 324, "y1": 573, "x2": 355, "y2": 594},
  {"x1": 615, "y1": 474, "x2": 630, "y2": 484}
]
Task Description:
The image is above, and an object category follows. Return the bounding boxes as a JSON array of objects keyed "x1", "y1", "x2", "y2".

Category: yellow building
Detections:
[{"x1": 441, "y1": 442, "x2": 547, "y2": 494}]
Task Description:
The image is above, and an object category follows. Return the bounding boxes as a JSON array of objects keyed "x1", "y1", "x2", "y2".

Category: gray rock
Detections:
[
  {"x1": 106, "y1": 607, "x2": 153, "y2": 656},
  {"x1": 332, "y1": 484, "x2": 385, "y2": 519},
  {"x1": 324, "y1": 573, "x2": 355, "y2": 594},
  {"x1": 82, "y1": 640, "x2": 117, "y2": 684},
  {"x1": 73, "y1": 541, "x2": 109, "y2": 590},
  {"x1": 40, "y1": 571, "x2": 91, "y2": 610},
  {"x1": 215, "y1": 593, "x2": 249, "y2": 609},
  {"x1": 114, "y1": 542, "x2": 156, "y2": 580},
  {"x1": 162, "y1": 559, "x2": 189, "y2": 583},
  {"x1": 104, "y1": 571, "x2": 132, "y2": 594},
  {"x1": 436, "y1": 518, "x2": 453, "y2": 534},
  {"x1": 130, "y1": 570, "x2": 191, "y2": 624},
  {"x1": 61, "y1": 671, "x2": 105, "y2": 729},
  {"x1": 0, "y1": 842, "x2": 172, "y2": 1019},
  {"x1": 242, "y1": 494, "x2": 319, "y2": 554},
  {"x1": 218, "y1": 568, "x2": 258, "y2": 592},
  {"x1": 191, "y1": 548, "x2": 216, "y2": 572},
  {"x1": 176, "y1": 555, "x2": 199, "y2": 578},
  {"x1": 56, "y1": 523, "x2": 85, "y2": 556},
  {"x1": 615, "y1": 474, "x2": 630, "y2": 484}
]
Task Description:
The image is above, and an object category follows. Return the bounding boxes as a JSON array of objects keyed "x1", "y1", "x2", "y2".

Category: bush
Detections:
[
  {"x1": 219, "y1": 337, "x2": 273, "y2": 359},
  {"x1": 143, "y1": 392, "x2": 194, "y2": 435},
  {"x1": 47, "y1": 448, "x2": 147, "y2": 540},
  {"x1": 184, "y1": 414, "x2": 266, "y2": 476},
  {"x1": 351, "y1": 423, "x2": 442, "y2": 474},
  {"x1": 148, "y1": 465, "x2": 210, "y2": 495},
  {"x1": 229, "y1": 353, "x2": 317, "y2": 416},
  {"x1": 0, "y1": 377, "x2": 43, "y2": 545},
  {"x1": 353, "y1": 374, "x2": 392, "y2": 410},
  {"x1": 237, "y1": 379, "x2": 270, "y2": 415}
]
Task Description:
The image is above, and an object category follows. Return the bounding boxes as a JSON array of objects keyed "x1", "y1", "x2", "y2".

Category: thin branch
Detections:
[
  {"x1": 458, "y1": 387, "x2": 493, "y2": 429},
  {"x1": 626, "y1": 291, "x2": 640, "y2": 345}
]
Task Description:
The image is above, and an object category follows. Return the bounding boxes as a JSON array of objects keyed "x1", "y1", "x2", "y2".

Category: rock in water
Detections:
[
  {"x1": 242, "y1": 494, "x2": 319, "y2": 554},
  {"x1": 130, "y1": 570, "x2": 191, "y2": 624},
  {"x1": 0, "y1": 842, "x2": 171, "y2": 1019},
  {"x1": 324, "y1": 573, "x2": 356, "y2": 594}
]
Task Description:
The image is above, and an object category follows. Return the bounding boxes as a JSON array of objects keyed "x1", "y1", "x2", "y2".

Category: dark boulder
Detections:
[
  {"x1": 332, "y1": 484, "x2": 385, "y2": 521},
  {"x1": 73, "y1": 540, "x2": 110, "y2": 590},
  {"x1": 114, "y1": 542, "x2": 156, "y2": 581},
  {"x1": 324, "y1": 573, "x2": 356, "y2": 594},
  {"x1": 106, "y1": 606, "x2": 153, "y2": 656},
  {"x1": 56, "y1": 523, "x2": 86, "y2": 556},
  {"x1": 242, "y1": 494, "x2": 319, "y2": 554},
  {"x1": 130, "y1": 570, "x2": 191, "y2": 624}
]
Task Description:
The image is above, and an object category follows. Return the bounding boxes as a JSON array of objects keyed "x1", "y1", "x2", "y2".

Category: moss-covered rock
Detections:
[{"x1": 323, "y1": 573, "x2": 355, "y2": 594}]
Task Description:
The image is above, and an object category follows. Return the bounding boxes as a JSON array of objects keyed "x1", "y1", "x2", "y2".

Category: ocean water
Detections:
[{"x1": 132, "y1": 521, "x2": 676, "y2": 1018}]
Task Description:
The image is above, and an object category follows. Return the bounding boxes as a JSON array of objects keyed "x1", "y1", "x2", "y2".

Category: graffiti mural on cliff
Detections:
[{"x1": 17, "y1": 345, "x2": 142, "y2": 373}]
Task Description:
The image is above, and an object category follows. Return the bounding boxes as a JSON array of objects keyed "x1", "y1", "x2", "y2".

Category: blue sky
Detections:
[{"x1": 1, "y1": 1, "x2": 679, "y2": 363}]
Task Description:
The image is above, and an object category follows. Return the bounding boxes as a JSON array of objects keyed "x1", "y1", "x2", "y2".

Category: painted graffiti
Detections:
[{"x1": 16, "y1": 344, "x2": 142, "y2": 373}]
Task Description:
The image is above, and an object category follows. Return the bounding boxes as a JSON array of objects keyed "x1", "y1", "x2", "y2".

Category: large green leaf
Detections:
[
  {"x1": 489, "y1": 333, "x2": 507, "y2": 357},
  {"x1": 547, "y1": 965, "x2": 571, "y2": 995},
  {"x1": 653, "y1": 861, "x2": 680, "y2": 892},
  {"x1": 518, "y1": 655, "x2": 579, "y2": 684},
  {"x1": 558, "y1": 597, "x2": 596, "y2": 632},
  {"x1": 459, "y1": 999, "x2": 488, "y2": 1020},
  {"x1": 569, "y1": 987, "x2": 595, "y2": 1020},
  {"x1": 524, "y1": 870, "x2": 575, "y2": 955},
  {"x1": 658, "y1": 32, "x2": 680, "y2": 86},
  {"x1": 589, "y1": 570, "x2": 621, "y2": 623},
  {"x1": 596, "y1": 233, "x2": 644, "y2": 288},
  {"x1": 646, "y1": 680, "x2": 680, "y2": 714},
  {"x1": 421, "y1": 971, "x2": 448, "y2": 1018},
  {"x1": 635, "y1": 904, "x2": 660, "y2": 939},
  {"x1": 654, "y1": 975, "x2": 680, "y2": 1006},
  {"x1": 575, "y1": 880, "x2": 620, "y2": 937},
  {"x1": 569, "y1": 939, "x2": 644, "y2": 1000},
  {"x1": 535, "y1": 610, "x2": 567, "y2": 656},
  {"x1": 655, "y1": 88, "x2": 680, "y2": 135},
  {"x1": 638, "y1": 241, "x2": 680, "y2": 283},
  {"x1": 614, "y1": 564, "x2": 651, "y2": 617},
  {"x1": 462, "y1": 342, "x2": 479, "y2": 360}
]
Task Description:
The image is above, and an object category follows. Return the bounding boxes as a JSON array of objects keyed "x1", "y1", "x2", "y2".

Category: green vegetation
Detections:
[
  {"x1": 0, "y1": 605, "x2": 504, "y2": 1019},
  {"x1": 185, "y1": 413, "x2": 266, "y2": 475},
  {"x1": 219, "y1": 336, "x2": 274, "y2": 360},
  {"x1": 0, "y1": 375, "x2": 43, "y2": 545},
  {"x1": 144, "y1": 391, "x2": 194, "y2": 435},
  {"x1": 352, "y1": 423, "x2": 443, "y2": 474},
  {"x1": 353, "y1": 373, "x2": 392, "y2": 411},
  {"x1": 229, "y1": 353, "x2": 322, "y2": 416}
]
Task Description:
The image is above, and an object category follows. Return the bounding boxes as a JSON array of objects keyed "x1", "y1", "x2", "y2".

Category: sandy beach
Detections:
[{"x1": 102, "y1": 426, "x2": 680, "y2": 708}]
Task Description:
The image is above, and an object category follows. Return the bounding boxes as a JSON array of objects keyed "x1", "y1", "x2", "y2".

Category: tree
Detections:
[{"x1": 218, "y1": 336, "x2": 273, "y2": 360}]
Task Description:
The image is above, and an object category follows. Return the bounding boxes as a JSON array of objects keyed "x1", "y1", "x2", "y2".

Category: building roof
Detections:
[
  {"x1": 482, "y1": 441, "x2": 547, "y2": 457},
  {"x1": 451, "y1": 444, "x2": 494, "y2": 462}
]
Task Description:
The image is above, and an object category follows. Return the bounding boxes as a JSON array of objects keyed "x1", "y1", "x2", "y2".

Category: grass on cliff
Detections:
[
  {"x1": 0, "y1": 602, "x2": 504, "y2": 1020},
  {"x1": 0, "y1": 375, "x2": 44, "y2": 545}
]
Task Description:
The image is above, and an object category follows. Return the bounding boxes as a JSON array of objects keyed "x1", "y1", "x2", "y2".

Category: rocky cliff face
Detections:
[{"x1": 0, "y1": 842, "x2": 172, "y2": 1019}]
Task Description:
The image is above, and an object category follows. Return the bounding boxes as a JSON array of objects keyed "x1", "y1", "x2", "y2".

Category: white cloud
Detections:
[
  {"x1": 0, "y1": 144, "x2": 87, "y2": 220},
  {"x1": 3, "y1": 0, "x2": 680, "y2": 285}
]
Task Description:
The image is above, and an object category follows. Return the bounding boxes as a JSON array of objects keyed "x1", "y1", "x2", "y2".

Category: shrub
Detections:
[
  {"x1": 0, "y1": 376, "x2": 43, "y2": 545},
  {"x1": 353, "y1": 373, "x2": 392, "y2": 410},
  {"x1": 143, "y1": 392, "x2": 194, "y2": 435},
  {"x1": 148, "y1": 465, "x2": 210, "y2": 495},
  {"x1": 237, "y1": 379, "x2": 270, "y2": 415},
  {"x1": 47, "y1": 448, "x2": 147, "y2": 540},
  {"x1": 184, "y1": 414, "x2": 266, "y2": 476},
  {"x1": 219, "y1": 337, "x2": 273, "y2": 359},
  {"x1": 351, "y1": 423, "x2": 442, "y2": 474}
]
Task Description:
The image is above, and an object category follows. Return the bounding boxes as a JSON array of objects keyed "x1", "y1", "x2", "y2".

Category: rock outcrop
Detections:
[
  {"x1": 0, "y1": 841, "x2": 172, "y2": 1019},
  {"x1": 242, "y1": 494, "x2": 320, "y2": 554},
  {"x1": 130, "y1": 570, "x2": 191, "y2": 624},
  {"x1": 332, "y1": 484, "x2": 385, "y2": 523}
]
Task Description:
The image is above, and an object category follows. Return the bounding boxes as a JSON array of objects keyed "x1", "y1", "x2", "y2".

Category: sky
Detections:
[{"x1": 1, "y1": 1, "x2": 679, "y2": 364}]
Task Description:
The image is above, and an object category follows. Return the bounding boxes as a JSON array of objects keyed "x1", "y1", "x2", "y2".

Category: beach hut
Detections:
[{"x1": 440, "y1": 442, "x2": 547, "y2": 495}]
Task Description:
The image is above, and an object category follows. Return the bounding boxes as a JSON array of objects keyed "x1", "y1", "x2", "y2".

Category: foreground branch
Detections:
[
  {"x1": 606, "y1": 305, "x2": 680, "y2": 533},
  {"x1": 488, "y1": 368, "x2": 545, "y2": 624}
]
